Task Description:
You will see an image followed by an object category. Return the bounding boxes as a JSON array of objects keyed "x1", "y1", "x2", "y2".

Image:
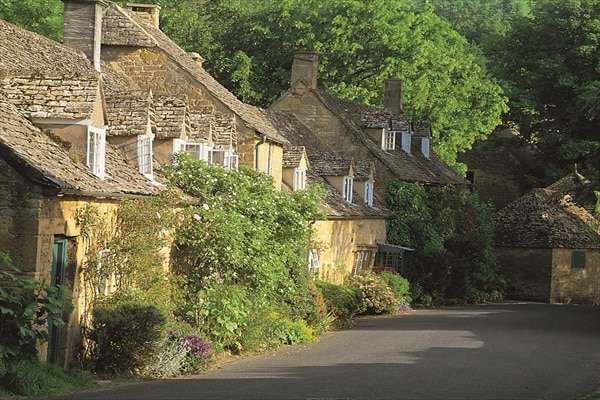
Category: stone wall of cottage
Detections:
[
  {"x1": 458, "y1": 145, "x2": 532, "y2": 211},
  {"x1": 0, "y1": 160, "x2": 125, "y2": 366},
  {"x1": 312, "y1": 218, "x2": 387, "y2": 284},
  {"x1": 551, "y1": 248, "x2": 600, "y2": 305},
  {"x1": 496, "y1": 247, "x2": 553, "y2": 302},
  {"x1": 272, "y1": 91, "x2": 403, "y2": 202},
  {"x1": 0, "y1": 158, "x2": 45, "y2": 277}
]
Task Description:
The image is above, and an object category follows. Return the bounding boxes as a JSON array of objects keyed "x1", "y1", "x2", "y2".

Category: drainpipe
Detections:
[{"x1": 255, "y1": 134, "x2": 267, "y2": 170}]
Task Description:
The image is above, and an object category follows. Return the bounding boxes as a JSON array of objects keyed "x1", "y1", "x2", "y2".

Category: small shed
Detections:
[{"x1": 493, "y1": 175, "x2": 600, "y2": 304}]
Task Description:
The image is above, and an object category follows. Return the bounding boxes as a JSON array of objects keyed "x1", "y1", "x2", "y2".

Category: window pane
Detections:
[{"x1": 571, "y1": 251, "x2": 586, "y2": 269}]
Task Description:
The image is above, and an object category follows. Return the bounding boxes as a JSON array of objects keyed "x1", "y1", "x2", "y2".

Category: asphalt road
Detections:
[{"x1": 47, "y1": 302, "x2": 600, "y2": 400}]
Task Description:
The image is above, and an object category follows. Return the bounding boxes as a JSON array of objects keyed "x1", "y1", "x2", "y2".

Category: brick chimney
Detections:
[
  {"x1": 127, "y1": 3, "x2": 161, "y2": 28},
  {"x1": 62, "y1": 0, "x2": 104, "y2": 71},
  {"x1": 291, "y1": 52, "x2": 319, "y2": 90},
  {"x1": 384, "y1": 79, "x2": 404, "y2": 114}
]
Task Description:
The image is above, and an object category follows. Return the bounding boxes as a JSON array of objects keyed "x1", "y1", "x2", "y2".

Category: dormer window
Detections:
[
  {"x1": 420, "y1": 137, "x2": 430, "y2": 159},
  {"x1": 87, "y1": 126, "x2": 106, "y2": 179},
  {"x1": 173, "y1": 139, "x2": 212, "y2": 163},
  {"x1": 293, "y1": 168, "x2": 306, "y2": 191},
  {"x1": 342, "y1": 175, "x2": 354, "y2": 203},
  {"x1": 364, "y1": 180, "x2": 374, "y2": 207},
  {"x1": 382, "y1": 129, "x2": 397, "y2": 151},
  {"x1": 401, "y1": 130, "x2": 412, "y2": 154},
  {"x1": 137, "y1": 134, "x2": 154, "y2": 178}
]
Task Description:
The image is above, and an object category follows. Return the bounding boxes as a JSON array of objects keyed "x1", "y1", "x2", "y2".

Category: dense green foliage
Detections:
[
  {"x1": 314, "y1": 280, "x2": 362, "y2": 329},
  {"x1": 0, "y1": 359, "x2": 92, "y2": 397},
  {"x1": 158, "y1": 0, "x2": 507, "y2": 171},
  {"x1": 386, "y1": 181, "x2": 505, "y2": 304},
  {"x1": 0, "y1": 0, "x2": 62, "y2": 41},
  {"x1": 346, "y1": 273, "x2": 401, "y2": 315},
  {"x1": 0, "y1": 253, "x2": 73, "y2": 362},
  {"x1": 88, "y1": 298, "x2": 166, "y2": 375},
  {"x1": 485, "y1": 0, "x2": 600, "y2": 200}
]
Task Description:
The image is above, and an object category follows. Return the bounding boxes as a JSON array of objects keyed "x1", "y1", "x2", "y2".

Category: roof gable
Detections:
[
  {"x1": 494, "y1": 185, "x2": 600, "y2": 249},
  {"x1": 101, "y1": 4, "x2": 287, "y2": 144}
]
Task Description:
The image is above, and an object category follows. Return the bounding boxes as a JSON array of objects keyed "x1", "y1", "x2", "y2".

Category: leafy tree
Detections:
[
  {"x1": 164, "y1": 154, "x2": 325, "y2": 333},
  {"x1": 386, "y1": 180, "x2": 505, "y2": 304},
  {"x1": 158, "y1": 0, "x2": 508, "y2": 172},
  {"x1": 0, "y1": 0, "x2": 63, "y2": 41},
  {"x1": 489, "y1": 0, "x2": 600, "y2": 200}
]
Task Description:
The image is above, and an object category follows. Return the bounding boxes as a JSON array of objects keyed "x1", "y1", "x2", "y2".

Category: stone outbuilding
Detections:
[{"x1": 494, "y1": 173, "x2": 600, "y2": 304}]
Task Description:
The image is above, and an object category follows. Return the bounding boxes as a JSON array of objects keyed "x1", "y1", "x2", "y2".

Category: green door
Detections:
[{"x1": 49, "y1": 238, "x2": 67, "y2": 363}]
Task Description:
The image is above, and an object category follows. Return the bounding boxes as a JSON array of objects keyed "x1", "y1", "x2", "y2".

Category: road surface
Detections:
[{"x1": 48, "y1": 302, "x2": 600, "y2": 400}]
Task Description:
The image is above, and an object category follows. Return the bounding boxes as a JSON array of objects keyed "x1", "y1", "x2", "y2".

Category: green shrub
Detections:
[
  {"x1": 146, "y1": 329, "x2": 212, "y2": 377},
  {"x1": 0, "y1": 253, "x2": 73, "y2": 361},
  {"x1": 378, "y1": 270, "x2": 412, "y2": 305},
  {"x1": 88, "y1": 297, "x2": 165, "y2": 375},
  {"x1": 346, "y1": 273, "x2": 400, "y2": 315},
  {"x1": 266, "y1": 312, "x2": 317, "y2": 345},
  {"x1": 0, "y1": 359, "x2": 92, "y2": 397},
  {"x1": 314, "y1": 280, "x2": 361, "y2": 328}
]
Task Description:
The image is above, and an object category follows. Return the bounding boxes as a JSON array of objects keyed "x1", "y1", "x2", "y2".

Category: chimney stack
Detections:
[
  {"x1": 62, "y1": 0, "x2": 103, "y2": 71},
  {"x1": 384, "y1": 79, "x2": 404, "y2": 115},
  {"x1": 127, "y1": 3, "x2": 161, "y2": 28},
  {"x1": 291, "y1": 52, "x2": 319, "y2": 90}
]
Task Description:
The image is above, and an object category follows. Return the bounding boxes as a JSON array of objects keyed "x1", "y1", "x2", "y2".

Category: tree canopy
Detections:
[
  {"x1": 159, "y1": 0, "x2": 507, "y2": 171},
  {"x1": 486, "y1": 0, "x2": 600, "y2": 200}
]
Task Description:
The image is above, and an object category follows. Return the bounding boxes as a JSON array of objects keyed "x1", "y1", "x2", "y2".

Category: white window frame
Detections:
[
  {"x1": 137, "y1": 134, "x2": 154, "y2": 178},
  {"x1": 342, "y1": 176, "x2": 353, "y2": 203},
  {"x1": 420, "y1": 137, "x2": 430, "y2": 159},
  {"x1": 401, "y1": 131, "x2": 412, "y2": 154},
  {"x1": 173, "y1": 139, "x2": 213, "y2": 163},
  {"x1": 211, "y1": 149, "x2": 238, "y2": 171},
  {"x1": 364, "y1": 180, "x2": 374, "y2": 207},
  {"x1": 353, "y1": 250, "x2": 371, "y2": 275},
  {"x1": 382, "y1": 129, "x2": 397, "y2": 151},
  {"x1": 293, "y1": 168, "x2": 307, "y2": 191},
  {"x1": 308, "y1": 248, "x2": 320, "y2": 277},
  {"x1": 87, "y1": 126, "x2": 106, "y2": 179}
]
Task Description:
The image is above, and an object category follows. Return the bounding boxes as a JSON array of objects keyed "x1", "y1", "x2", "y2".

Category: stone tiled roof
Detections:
[
  {"x1": 0, "y1": 19, "x2": 161, "y2": 197},
  {"x1": 282, "y1": 145, "x2": 306, "y2": 168},
  {"x1": 102, "y1": 63, "x2": 153, "y2": 137},
  {"x1": 0, "y1": 20, "x2": 101, "y2": 121},
  {"x1": 268, "y1": 110, "x2": 393, "y2": 219},
  {"x1": 494, "y1": 185, "x2": 600, "y2": 249},
  {"x1": 313, "y1": 89, "x2": 467, "y2": 186},
  {"x1": 0, "y1": 92, "x2": 160, "y2": 196},
  {"x1": 102, "y1": 4, "x2": 288, "y2": 145},
  {"x1": 153, "y1": 95, "x2": 189, "y2": 139}
]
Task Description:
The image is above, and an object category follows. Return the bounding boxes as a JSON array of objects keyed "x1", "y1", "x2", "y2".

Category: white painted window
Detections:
[
  {"x1": 353, "y1": 250, "x2": 372, "y2": 275},
  {"x1": 308, "y1": 248, "x2": 320, "y2": 277},
  {"x1": 382, "y1": 129, "x2": 396, "y2": 150},
  {"x1": 172, "y1": 140, "x2": 213, "y2": 163},
  {"x1": 137, "y1": 134, "x2": 154, "y2": 178},
  {"x1": 364, "y1": 181, "x2": 374, "y2": 207},
  {"x1": 421, "y1": 137, "x2": 430, "y2": 158},
  {"x1": 342, "y1": 176, "x2": 353, "y2": 203},
  {"x1": 293, "y1": 169, "x2": 306, "y2": 191},
  {"x1": 212, "y1": 149, "x2": 238, "y2": 171},
  {"x1": 87, "y1": 126, "x2": 106, "y2": 179},
  {"x1": 401, "y1": 131, "x2": 412, "y2": 154}
]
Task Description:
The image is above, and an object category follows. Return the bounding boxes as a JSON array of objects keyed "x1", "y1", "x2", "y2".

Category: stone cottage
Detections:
[
  {"x1": 62, "y1": 0, "x2": 289, "y2": 189},
  {"x1": 494, "y1": 173, "x2": 600, "y2": 304},
  {"x1": 269, "y1": 52, "x2": 468, "y2": 282},
  {"x1": 458, "y1": 127, "x2": 544, "y2": 210},
  {"x1": 0, "y1": 18, "x2": 162, "y2": 365}
]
